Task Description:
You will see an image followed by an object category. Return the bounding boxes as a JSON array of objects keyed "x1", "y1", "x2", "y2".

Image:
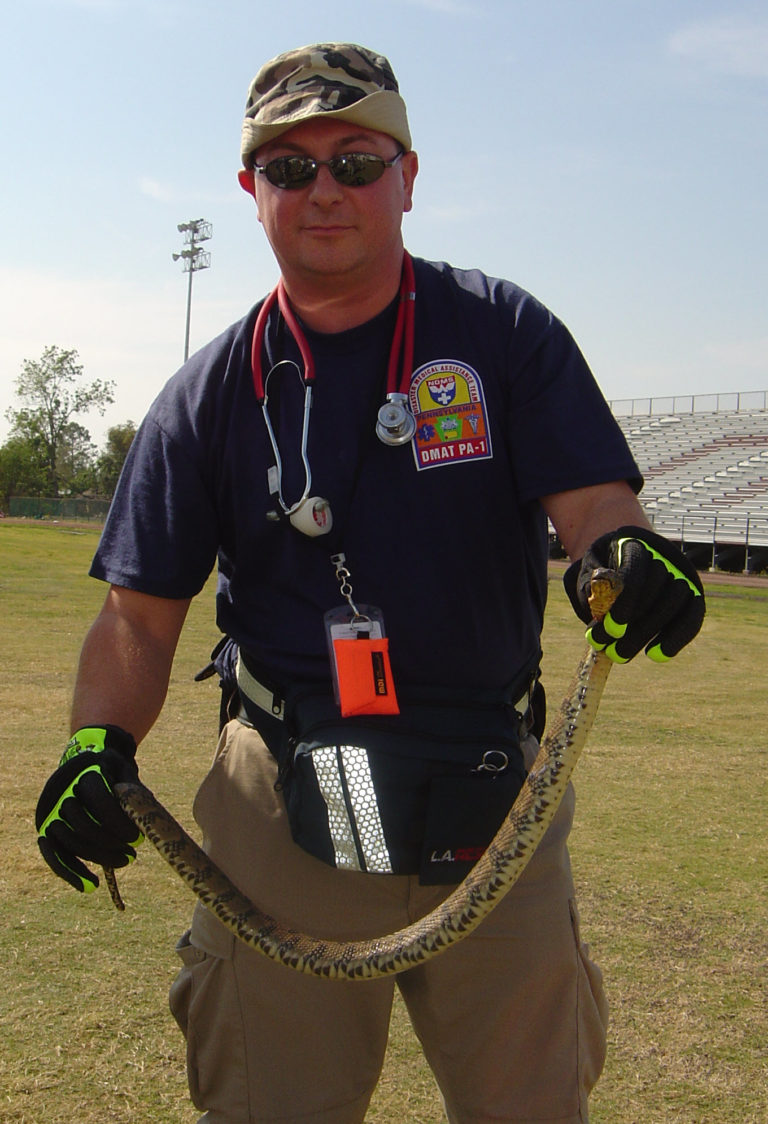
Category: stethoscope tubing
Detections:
[
  {"x1": 251, "y1": 252, "x2": 415, "y2": 403},
  {"x1": 250, "y1": 252, "x2": 416, "y2": 529},
  {"x1": 252, "y1": 280, "x2": 316, "y2": 402},
  {"x1": 260, "y1": 360, "x2": 314, "y2": 516}
]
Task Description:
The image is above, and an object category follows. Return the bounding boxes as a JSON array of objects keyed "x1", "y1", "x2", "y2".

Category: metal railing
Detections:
[
  {"x1": 550, "y1": 510, "x2": 768, "y2": 572},
  {"x1": 610, "y1": 389, "x2": 768, "y2": 418},
  {"x1": 649, "y1": 509, "x2": 768, "y2": 555}
]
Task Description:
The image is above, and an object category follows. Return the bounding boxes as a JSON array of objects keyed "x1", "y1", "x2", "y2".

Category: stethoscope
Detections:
[{"x1": 251, "y1": 253, "x2": 416, "y2": 537}]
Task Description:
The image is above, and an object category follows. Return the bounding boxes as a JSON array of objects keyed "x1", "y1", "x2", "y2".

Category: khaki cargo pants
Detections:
[{"x1": 169, "y1": 721, "x2": 608, "y2": 1123}]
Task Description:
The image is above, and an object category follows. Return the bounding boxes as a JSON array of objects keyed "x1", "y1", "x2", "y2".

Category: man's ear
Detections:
[
  {"x1": 238, "y1": 169, "x2": 256, "y2": 198},
  {"x1": 401, "y1": 150, "x2": 418, "y2": 214}
]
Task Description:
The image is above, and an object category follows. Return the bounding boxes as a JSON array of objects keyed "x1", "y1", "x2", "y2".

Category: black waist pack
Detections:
[{"x1": 275, "y1": 680, "x2": 533, "y2": 885}]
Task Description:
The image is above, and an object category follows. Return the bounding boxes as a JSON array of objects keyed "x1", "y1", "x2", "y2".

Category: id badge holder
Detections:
[{"x1": 323, "y1": 604, "x2": 400, "y2": 717}]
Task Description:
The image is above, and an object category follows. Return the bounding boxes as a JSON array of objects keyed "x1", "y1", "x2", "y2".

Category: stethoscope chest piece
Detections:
[
  {"x1": 288, "y1": 496, "x2": 333, "y2": 537},
  {"x1": 376, "y1": 392, "x2": 417, "y2": 446},
  {"x1": 252, "y1": 255, "x2": 418, "y2": 534}
]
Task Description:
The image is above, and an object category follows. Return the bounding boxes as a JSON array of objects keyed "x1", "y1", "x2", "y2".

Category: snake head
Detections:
[{"x1": 587, "y1": 568, "x2": 624, "y2": 622}]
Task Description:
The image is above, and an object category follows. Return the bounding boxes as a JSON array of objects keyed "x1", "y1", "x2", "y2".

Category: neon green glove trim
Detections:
[
  {"x1": 586, "y1": 627, "x2": 605, "y2": 652},
  {"x1": 603, "y1": 611, "x2": 626, "y2": 640},
  {"x1": 60, "y1": 727, "x2": 109, "y2": 766},
  {"x1": 59, "y1": 855, "x2": 98, "y2": 894},
  {"x1": 646, "y1": 643, "x2": 671, "y2": 664},
  {"x1": 38, "y1": 763, "x2": 142, "y2": 851},
  {"x1": 586, "y1": 630, "x2": 629, "y2": 663},
  {"x1": 617, "y1": 537, "x2": 703, "y2": 597},
  {"x1": 37, "y1": 764, "x2": 105, "y2": 838}
]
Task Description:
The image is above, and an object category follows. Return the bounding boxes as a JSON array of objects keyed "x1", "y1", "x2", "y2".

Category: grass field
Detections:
[{"x1": 2, "y1": 521, "x2": 766, "y2": 1123}]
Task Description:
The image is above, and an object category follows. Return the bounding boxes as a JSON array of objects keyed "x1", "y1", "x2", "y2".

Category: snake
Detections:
[{"x1": 107, "y1": 569, "x2": 622, "y2": 980}]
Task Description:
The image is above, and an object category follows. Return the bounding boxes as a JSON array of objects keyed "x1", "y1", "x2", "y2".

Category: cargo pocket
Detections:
[
  {"x1": 168, "y1": 928, "x2": 203, "y2": 1038},
  {"x1": 168, "y1": 908, "x2": 248, "y2": 1115},
  {"x1": 569, "y1": 898, "x2": 609, "y2": 1102}
]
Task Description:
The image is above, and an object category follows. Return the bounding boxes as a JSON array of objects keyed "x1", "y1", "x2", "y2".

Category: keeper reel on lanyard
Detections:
[{"x1": 250, "y1": 254, "x2": 417, "y2": 537}]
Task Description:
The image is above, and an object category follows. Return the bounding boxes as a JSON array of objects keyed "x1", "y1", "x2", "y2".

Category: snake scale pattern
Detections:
[{"x1": 111, "y1": 571, "x2": 620, "y2": 980}]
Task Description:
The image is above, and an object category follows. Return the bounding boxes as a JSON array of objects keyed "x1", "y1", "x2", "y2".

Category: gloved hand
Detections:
[
  {"x1": 36, "y1": 725, "x2": 143, "y2": 893},
  {"x1": 564, "y1": 526, "x2": 705, "y2": 663}
]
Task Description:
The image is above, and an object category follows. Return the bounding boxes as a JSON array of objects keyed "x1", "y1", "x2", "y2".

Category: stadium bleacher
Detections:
[{"x1": 552, "y1": 390, "x2": 768, "y2": 573}]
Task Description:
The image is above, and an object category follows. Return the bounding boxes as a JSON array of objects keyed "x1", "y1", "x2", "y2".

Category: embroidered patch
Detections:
[{"x1": 408, "y1": 360, "x2": 493, "y2": 470}]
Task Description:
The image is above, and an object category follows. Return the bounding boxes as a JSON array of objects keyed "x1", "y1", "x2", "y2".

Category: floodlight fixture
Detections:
[{"x1": 173, "y1": 218, "x2": 213, "y2": 361}]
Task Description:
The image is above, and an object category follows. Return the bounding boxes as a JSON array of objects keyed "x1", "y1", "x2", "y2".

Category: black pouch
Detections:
[
  {"x1": 418, "y1": 769, "x2": 525, "y2": 885},
  {"x1": 277, "y1": 679, "x2": 532, "y2": 885}
]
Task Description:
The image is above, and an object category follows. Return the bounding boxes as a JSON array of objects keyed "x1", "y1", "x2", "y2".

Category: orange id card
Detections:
[{"x1": 332, "y1": 636, "x2": 400, "y2": 717}]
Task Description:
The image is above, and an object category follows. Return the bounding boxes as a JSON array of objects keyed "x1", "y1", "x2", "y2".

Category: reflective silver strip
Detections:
[
  {"x1": 310, "y1": 746, "x2": 393, "y2": 873},
  {"x1": 235, "y1": 653, "x2": 284, "y2": 719}
]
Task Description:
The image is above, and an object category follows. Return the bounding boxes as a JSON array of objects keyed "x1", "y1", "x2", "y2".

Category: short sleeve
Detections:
[
  {"x1": 506, "y1": 318, "x2": 642, "y2": 501},
  {"x1": 90, "y1": 414, "x2": 219, "y2": 599}
]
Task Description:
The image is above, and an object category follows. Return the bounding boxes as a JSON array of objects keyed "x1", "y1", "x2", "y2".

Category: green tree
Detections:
[
  {"x1": 0, "y1": 435, "x2": 48, "y2": 509},
  {"x1": 57, "y1": 421, "x2": 98, "y2": 496},
  {"x1": 96, "y1": 420, "x2": 137, "y2": 497},
  {"x1": 5, "y1": 346, "x2": 115, "y2": 496}
]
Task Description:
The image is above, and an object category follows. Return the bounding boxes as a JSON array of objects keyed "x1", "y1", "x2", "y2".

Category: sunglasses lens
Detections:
[
  {"x1": 263, "y1": 156, "x2": 316, "y2": 189},
  {"x1": 329, "y1": 154, "x2": 386, "y2": 186},
  {"x1": 260, "y1": 153, "x2": 396, "y2": 189}
]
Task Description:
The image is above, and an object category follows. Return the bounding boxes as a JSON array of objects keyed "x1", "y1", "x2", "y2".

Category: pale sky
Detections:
[{"x1": 1, "y1": 0, "x2": 766, "y2": 445}]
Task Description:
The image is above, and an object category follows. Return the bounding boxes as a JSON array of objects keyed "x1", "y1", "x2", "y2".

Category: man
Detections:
[{"x1": 36, "y1": 43, "x2": 704, "y2": 1124}]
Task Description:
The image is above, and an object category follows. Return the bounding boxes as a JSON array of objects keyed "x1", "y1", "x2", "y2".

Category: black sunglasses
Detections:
[{"x1": 253, "y1": 150, "x2": 404, "y2": 190}]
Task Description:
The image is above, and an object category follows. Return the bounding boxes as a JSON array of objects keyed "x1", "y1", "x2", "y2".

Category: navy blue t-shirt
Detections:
[{"x1": 92, "y1": 257, "x2": 640, "y2": 690}]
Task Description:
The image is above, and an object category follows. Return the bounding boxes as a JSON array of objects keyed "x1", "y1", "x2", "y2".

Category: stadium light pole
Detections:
[{"x1": 173, "y1": 219, "x2": 212, "y2": 362}]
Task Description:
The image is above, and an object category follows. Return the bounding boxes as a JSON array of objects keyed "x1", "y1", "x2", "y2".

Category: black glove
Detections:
[
  {"x1": 564, "y1": 526, "x2": 705, "y2": 663},
  {"x1": 36, "y1": 725, "x2": 143, "y2": 893}
]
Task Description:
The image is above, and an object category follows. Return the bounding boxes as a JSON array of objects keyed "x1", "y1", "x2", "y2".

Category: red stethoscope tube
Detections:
[
  {"x1": 250, "y1": 253, "x2": 417, "y2": 535},
  {"x1": 250, "y1": 252, "x2": 416, "y2": 404}
]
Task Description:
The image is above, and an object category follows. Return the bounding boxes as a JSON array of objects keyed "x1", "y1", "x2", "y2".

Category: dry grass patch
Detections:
[{"x1": 2, "y1": 523, "x2": 766, "y2": 1122}]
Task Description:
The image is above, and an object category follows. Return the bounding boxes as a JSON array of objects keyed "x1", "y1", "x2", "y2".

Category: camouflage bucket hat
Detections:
[{"x1": 241, "y1": 43, "x2": 412, "y2": 167}]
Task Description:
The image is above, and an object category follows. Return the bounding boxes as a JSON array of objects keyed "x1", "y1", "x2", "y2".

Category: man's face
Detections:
[{"x1": 239, "y1": 118, "x2": 418, "y2": 289}]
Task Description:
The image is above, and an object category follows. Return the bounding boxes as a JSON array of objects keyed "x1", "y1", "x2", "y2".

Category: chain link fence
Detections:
[{"x1": 5, "y1": 497, "x2": 110, "y2": 521}]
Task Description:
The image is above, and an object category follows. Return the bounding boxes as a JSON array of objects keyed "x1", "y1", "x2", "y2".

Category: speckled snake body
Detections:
[{"x1": 112, "y1": 573, "x2": 619, "y2": 980}]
